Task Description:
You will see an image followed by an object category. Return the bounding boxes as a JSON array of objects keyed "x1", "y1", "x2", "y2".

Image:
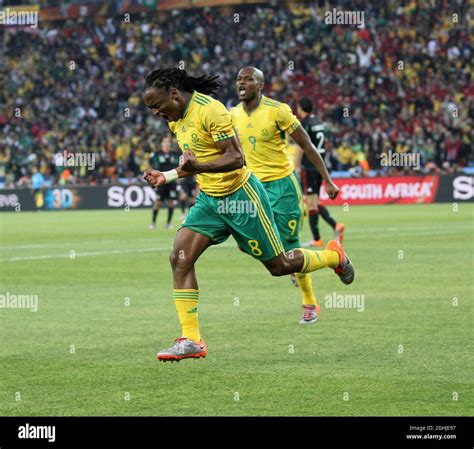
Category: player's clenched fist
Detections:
[
  {"x1": 325, "y1": 181, "x2": 340, "y2": 200},
  {"x1": 179, "y1": 150, "x2": 200, "y2": 174},
  {"x1": 143, "y1": 169, "x2": 166, "y2": 188}
]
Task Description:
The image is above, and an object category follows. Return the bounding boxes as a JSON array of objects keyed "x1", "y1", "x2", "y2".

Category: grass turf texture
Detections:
[{"x1": 0, "y1": 204, "x2": 472, "y2": 416}]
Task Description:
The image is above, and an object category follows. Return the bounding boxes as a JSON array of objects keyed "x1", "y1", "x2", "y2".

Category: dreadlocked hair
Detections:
[{"x1": 144, "y1": 67, "x2": 220, "y2": 96}]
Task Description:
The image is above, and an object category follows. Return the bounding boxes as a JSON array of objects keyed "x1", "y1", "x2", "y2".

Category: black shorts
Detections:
[
  {"x1": 302, "y1": 168, "x2": 322, "y2": 195},
  {"x1": 155, "y1": 184, "x2": 177, "y2": 201},
  {"x1": 177, "y1": 177, "x2": 196, "y2": 197}
]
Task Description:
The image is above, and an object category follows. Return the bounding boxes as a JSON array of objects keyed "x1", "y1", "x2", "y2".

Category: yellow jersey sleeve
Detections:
[
  {"x1": 202, "y1": 101, "x2": 235, "y2": 143},
  {"x1": 276, "y1": 103, "x2": 301, "y2": 134}
]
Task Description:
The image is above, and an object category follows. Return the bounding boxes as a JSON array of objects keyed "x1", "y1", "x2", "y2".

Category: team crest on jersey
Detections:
[
  {"x1": 261, "y1": 128, "x2": 269, "y2": 136},
  {"x1": 191, "y1": 132, "x2": 199, "y2": 144}
]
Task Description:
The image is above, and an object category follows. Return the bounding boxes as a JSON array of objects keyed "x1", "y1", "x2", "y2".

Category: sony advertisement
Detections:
[{"x1": 1, "y1": 176, "x2": 472, "y2": 212}]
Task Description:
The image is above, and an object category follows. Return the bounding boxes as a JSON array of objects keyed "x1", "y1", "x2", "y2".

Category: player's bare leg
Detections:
[
  {"x1": 157, "y1": 228, "x2": 212, "y2": 362},
  {"x1": 282, "y1": 191, "x2": 322, "y2": 322},
  {"x1": 169, "y1": 227, "x2": 212, "y2": 288},
  {"x1": 262, "y1": 241, "x2": 354, "y2": 284},
  {"x1": 265, "y1": 242, "x2": 353, "y2": 325}
]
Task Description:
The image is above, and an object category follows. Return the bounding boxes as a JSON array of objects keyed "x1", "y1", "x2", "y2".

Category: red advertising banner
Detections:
[{"x1": 319, "y1": 176, "x2": 440, "y2": 205}]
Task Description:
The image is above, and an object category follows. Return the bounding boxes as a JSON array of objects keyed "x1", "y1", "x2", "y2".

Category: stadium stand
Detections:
[{"x1": 2, "y1": 0, "x2": 472, "y2": 188}]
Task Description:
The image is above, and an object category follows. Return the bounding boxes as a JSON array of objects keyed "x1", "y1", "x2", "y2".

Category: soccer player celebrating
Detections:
[
  {"x1": 297, "y1": 97, "x2": 345, "y2": 246},
  {"x1": 142, "y1": 68, "x2": 354, "y2": 361},
  {"x1": 149, "y1": 135, "x2": 180, "y2": 229},
  {"x1": 230, "y1": 67, "x2": 340, "y2": 324}
]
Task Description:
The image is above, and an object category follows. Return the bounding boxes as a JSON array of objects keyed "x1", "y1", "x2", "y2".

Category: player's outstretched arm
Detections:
[{"x1": 290, "y1": 126, "x2": 339, "y2": 200}]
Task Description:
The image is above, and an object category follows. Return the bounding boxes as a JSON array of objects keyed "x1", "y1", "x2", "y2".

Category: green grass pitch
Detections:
[{"x1": 0, "y1": 203, "x2": 472, "y2": 416}]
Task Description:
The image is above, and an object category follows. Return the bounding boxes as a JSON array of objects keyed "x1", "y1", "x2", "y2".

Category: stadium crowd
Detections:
[{"x1": 2, "y1": 0, "x2": 472, "y2": 187}]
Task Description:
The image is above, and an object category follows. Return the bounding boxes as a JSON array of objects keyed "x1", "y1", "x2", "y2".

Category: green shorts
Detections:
[
  {"x1": 261, "y1": 171, "x2": 304, "y2": 251},
  {"x1": 180, "y1": 174, "x2": 284, "y2": 261}
]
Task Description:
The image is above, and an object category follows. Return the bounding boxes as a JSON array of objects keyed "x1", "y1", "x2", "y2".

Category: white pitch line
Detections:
[
  {"x1": 0, "y1": 243, "x2": 233, "y2": 262},
  {"x1": 1, "y1": 229, "x2": 471, "y2": 262},
  {"x1": 1, "y1": 224, "x2": 471, "y2": 252},
  {"x1": 0, "y1": 237, "x2": 163, "y2": 250},
  {"x1": 2, "y1": 247, "x2": 164, "y2": 261}
]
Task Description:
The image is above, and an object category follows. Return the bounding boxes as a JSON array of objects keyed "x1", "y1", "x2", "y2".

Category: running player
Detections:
[
  {"x1": 231, "y1": 67, "x2": 339, "y2": 324},
  {"x1": 297, "y1": 97, "x2": 345, "y2": 246},
  {"x1": 149, "y1": 135, "x2": 180, "y2": 229},
  {"x1": 142, "y1": 68, "x2": 354, "y2": 362}
]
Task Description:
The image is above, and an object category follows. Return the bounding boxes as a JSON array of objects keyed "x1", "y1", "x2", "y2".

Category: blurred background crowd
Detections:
[{"x1": 2, "y1": 0, "x2": 472, "y2": 188}]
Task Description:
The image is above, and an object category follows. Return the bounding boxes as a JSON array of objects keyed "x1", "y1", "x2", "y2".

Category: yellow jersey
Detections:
[
  {"x1": 169, "y1": 91, "x2": 250, "y2": 196},
  {"x1": 230, "y1": 96, "x2": 301, "y2": 182}
]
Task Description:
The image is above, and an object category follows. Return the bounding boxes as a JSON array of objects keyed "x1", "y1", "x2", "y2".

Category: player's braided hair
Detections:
[{"x1": 144, "y1": 68, "x2": 220, "y2": 96}]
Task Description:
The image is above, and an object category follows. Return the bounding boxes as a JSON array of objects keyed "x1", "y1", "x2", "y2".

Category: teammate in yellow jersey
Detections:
[
  {"x1": 142, "y1": 68, "x2": 354, "y2": 361},
  {"x1": 231, "y1": 67, "x2": 341, "y2": 324}
]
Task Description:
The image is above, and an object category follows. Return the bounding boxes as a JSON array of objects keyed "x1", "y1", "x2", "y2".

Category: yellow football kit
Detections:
[
  {"x1": 170, "y1": 90, "x2": 283, "y2": 262},
  {"x1": 230, "y1": 95, "x2": 300, "y2": 182},
  {"x1": 230, "y1": 96, "x2": 304, "y2": 249},
  {"x1": 169, "y1": 91, "x2": 249, "y2": 196},
  {"x1": 231, "y1": 96, "x2": 319, "y2": 307}
]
